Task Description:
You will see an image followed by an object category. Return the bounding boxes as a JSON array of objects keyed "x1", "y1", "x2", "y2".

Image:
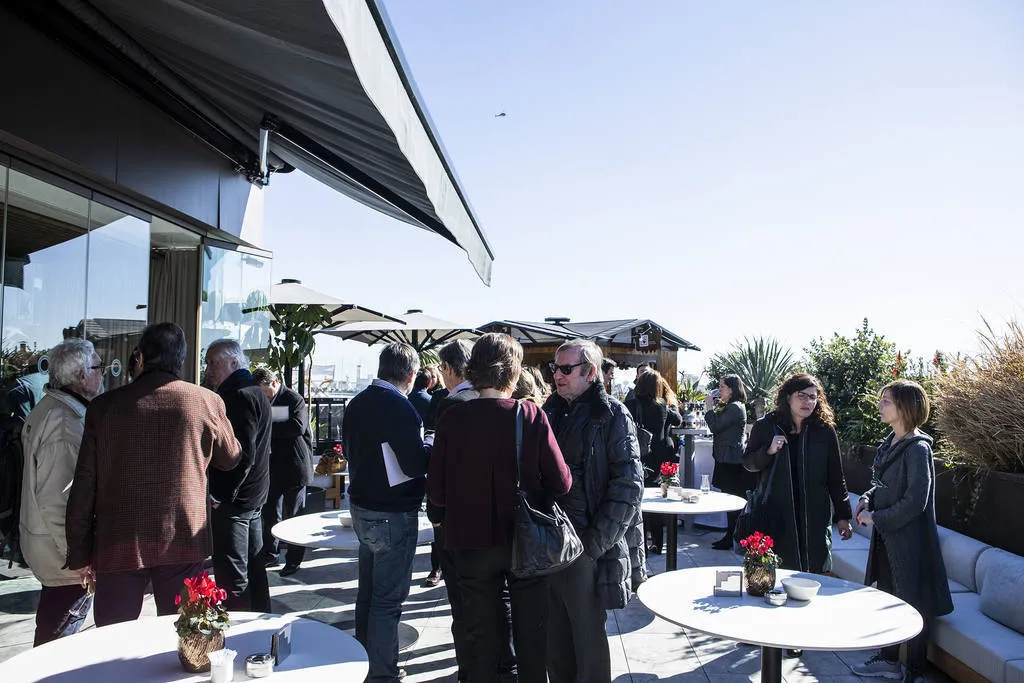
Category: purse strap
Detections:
[{"x1": 513, "y1": 400, "x2": 524, "y2": 494}]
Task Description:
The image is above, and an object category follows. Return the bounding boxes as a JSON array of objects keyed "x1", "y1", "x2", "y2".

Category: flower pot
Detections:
[
  {"x1": 744, "y1": 563, "x2": 776, "y2": 597},
  {"x1": 178, "y1": 631, "x2": 225, "y2": 673},
  {"x1": 660, "y1": 482, "x2": 669, "y2": 498}
]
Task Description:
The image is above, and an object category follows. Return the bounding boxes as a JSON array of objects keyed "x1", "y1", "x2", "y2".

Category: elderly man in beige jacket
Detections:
[{"x1": 19, "y1": 338, "x2": 104, "y2": 646}]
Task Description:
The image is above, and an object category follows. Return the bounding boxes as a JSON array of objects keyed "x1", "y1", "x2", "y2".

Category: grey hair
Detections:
[
  {"x1": 377, "y1": 342, "x2": 419, "y2": 384},
  {"x1": 207, "y1": 338, "x2": 249, "y2": 369},
  {"x1": 49, "y1": 339, "x2": 95, "y2": 389},
  {"x1": 556, "y1": 339, "x2": 603, "y2": 381},
  {"x1": 438, "y1": 339, "x2": 474, "y2": 378}
]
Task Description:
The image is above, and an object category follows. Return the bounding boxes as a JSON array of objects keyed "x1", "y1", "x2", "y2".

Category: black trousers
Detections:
[
  {"x1": 94, "y1": 561, "x2": 205, "y2": 626},
  {"x1": 34, "y1": 584, "x2": 88, "y2": 646},
  {"x1": 211, "y1": 503, "x2": 271, "y2": 613},
  {"x1": 455, "y1": 545, "x2": 546, "y2": 683},
  {"x1": 876, "y1": 538, "x2": 930, "y2": 675},
  {"x1": 262, "y1": 483, "x2": 307, "y2": 566},
  {"x1": 643, "y1": 512, "x2": 665, "y2": 549},
  {"x1": 547, "y1": 554, "x2": 611, "y2": 683},
  {"x1": 436, "y1": 526, "x2": 469, "y2": 679}
]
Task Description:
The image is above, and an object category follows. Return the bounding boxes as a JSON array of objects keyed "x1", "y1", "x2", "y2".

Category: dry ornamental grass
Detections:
[{"x1": 934, "y1": 320, "x2": 1024, "y2": 473}]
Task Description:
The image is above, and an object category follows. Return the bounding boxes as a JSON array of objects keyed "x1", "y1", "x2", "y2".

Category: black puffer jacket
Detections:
[{"x1": 544, "y1": 383, "x2": 644, "y2": 609}]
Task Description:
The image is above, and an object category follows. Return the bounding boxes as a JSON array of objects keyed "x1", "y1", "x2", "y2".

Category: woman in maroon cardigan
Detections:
[{"x1": 429, "y1": 333, "x2": 572, "y2": 683}]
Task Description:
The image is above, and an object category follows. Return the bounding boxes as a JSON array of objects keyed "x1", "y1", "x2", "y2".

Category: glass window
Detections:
[
  {"x1": 1, "y1": 169, "x2": 89, "y2": 414},
  {"x1": 200, "y1": 245, "x2": 270, "y2": 375},
  {"x1": 85, "y1": 200, "x2": 150, "y2": 390}
]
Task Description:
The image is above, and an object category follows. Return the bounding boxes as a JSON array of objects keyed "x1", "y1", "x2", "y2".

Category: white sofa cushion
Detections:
[
  {"x1": 831, "y1": 549, "x2": 869, "y2": 583},
  {"x1": 978, "y1": 549, "x2": 1024, "y2": 635},
  {"x1": 832, "y1": 524, "x2": 871, "y2": 551},
  {"x1": 1007, "y1": 660, "x2": 1024, "y2": 683},
  {"x1": 938, "y1": 525, "x2": 991, "y2": 592},
  {"x1": 846, "y1": 493, "x2": 872, "y2": 539},
  {"x1": 933, "y1": 592, "x2": 1024, "y2": 683}
]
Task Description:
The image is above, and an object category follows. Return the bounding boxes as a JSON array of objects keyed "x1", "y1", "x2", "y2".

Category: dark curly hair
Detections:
[{"x1": 770, "y1": 373, "x2": 836, "y2": 430}]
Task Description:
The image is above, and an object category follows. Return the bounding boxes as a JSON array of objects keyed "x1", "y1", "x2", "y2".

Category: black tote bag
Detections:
[
  {"x1": 733, "y1": 438, "x2": 783, "y2": 542},
  {"x1": 509, "y1": 402, "x2": 583, "y2": 578}
]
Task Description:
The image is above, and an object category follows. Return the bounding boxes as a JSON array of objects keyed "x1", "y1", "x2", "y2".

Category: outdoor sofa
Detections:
[{"x1": 830, "y1": 492, "x2": 1024, "y2": 683}]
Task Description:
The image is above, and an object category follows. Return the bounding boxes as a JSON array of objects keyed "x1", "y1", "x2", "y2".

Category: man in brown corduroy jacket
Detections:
[{"x1": 65, "y1": 322, "x2": 242, "y2": 626}]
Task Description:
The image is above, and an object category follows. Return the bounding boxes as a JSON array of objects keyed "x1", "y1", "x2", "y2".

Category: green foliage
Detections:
[
  {"x1": 266, "y1": 304, "x2": 335, "y2": 386},
  {"x1": 676, "y1": 375, "x2": 707, "y2": 404},
  {"x1": 804, "y1": 319, "x2": 897, "y2": 447},
  {"x1": 706, "y1": 337, "x2": 797, "y2": 418}
]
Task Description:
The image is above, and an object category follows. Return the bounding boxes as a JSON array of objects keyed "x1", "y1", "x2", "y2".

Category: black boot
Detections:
[{"x1": 711, "y1": 536, "x2": 733, "y2": 550}]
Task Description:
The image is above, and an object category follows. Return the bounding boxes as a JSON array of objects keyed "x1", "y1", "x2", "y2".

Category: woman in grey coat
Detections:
[
  {"x1": 705, "y1": 374, "x2": 757, "y2": 549},
  {"x1": 854, "y1": 380, "x2": 953, "y2": 683}
]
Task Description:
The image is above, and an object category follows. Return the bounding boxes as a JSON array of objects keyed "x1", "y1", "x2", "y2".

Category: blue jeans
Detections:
[{"x1": 351, "y1": 503, "x2": 419, "y2": 682}]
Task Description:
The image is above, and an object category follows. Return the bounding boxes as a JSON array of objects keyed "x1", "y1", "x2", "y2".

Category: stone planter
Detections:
[
  {"x1": 935, "y1": 459, "x2": 1024, "y2": 556},
  {"x1": 744, "y1": 562, "x2": 776, "y2": 597},
  {"x1": 178, "y1": 631, "x2": 225, "y2": 673}
]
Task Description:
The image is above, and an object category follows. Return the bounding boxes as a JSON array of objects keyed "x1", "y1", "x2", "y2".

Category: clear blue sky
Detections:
[{"x1": 263, "y1": 1, "x2": 1024, "y2": 381}]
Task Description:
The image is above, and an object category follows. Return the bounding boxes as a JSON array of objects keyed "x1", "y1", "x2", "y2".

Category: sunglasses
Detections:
[{"x1": 548, "y1": 361, "x2": 584, "y2": 376}]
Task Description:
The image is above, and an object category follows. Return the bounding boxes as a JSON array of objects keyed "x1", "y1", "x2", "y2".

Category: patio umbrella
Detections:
[
  {"x1": 318, "y1": 309, "x2": 480, "y2": 352},
  {"x1": 270, "y1": 279, "x2": 401, "y2": 326}
]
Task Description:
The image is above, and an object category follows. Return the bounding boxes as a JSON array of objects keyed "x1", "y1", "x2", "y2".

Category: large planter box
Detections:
[
  {"x1": 935, "y1": 461, "x2": 1024, "y2": 556},
  {"x1": 841, "y1": 444, "x2": 876, "y2": 495}
]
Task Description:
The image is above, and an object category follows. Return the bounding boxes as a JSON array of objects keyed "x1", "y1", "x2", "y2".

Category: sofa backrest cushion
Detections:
[
  {"x1": 937, "y1": 525, "x2": 991, "y2": 592},
  {"x1": 977, "y1": 547, "x2": 1024, "y2": 635}
]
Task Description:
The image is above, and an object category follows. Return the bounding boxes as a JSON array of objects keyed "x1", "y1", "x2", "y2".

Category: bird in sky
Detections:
[{"x1": 494, "y1": 112, "x2": 506, "y2": 118}]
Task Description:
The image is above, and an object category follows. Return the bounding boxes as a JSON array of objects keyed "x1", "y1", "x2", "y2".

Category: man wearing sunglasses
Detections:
[{"x1": 542, "y1": 340, "x2": 644, "y2": 683}]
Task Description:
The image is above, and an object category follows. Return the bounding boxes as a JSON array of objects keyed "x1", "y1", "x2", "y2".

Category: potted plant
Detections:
[
  {"x1": 739, "y1": 532, "x2": 780, "y2": 597},
  {"x1": 174, "y1": 572, "x2": 230, "y2": 673},
  {"x1": 933, "y1": 320, "x2": 1024, "y2": 555},
  {"x1": 659, "y1": 462, "x2": 679, "y2": 498}
]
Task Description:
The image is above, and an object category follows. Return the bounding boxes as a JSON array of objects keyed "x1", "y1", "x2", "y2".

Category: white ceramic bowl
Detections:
[
  {"x1": 781, "y1": 577, "x2": 821, "y2": 601},
  {"x1": 338, "y1": 511, "x2": 354, "y2": 528}
]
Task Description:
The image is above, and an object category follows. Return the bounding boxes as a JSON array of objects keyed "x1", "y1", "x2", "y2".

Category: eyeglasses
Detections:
[
  {"x1": 88, "y1": 363, "x2": 107, "y2": 375},
  {"x1": 548, "y1": 361, "x2": 584, "y2": 376},
  {"x1": 794, "y1": 391, "x2": 818, "y2": 403}
]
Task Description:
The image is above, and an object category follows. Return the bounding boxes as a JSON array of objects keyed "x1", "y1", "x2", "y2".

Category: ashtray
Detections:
[
  {"x1": 245, "y1": 653, "x2": 274, "y2": 678},
  {"x1": 764, "y1": 589, "x2": 788, "y2": 606}
]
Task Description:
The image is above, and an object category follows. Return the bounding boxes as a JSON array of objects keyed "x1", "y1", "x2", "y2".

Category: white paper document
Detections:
[
  {"x1": 382, "y1": 442, "x2": 413, "y2": 487},
  {"x1": 271, "y1": 406, "x2": 289, "y2": 422}
]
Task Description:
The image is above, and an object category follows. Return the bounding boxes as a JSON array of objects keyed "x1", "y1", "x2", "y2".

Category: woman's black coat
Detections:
[
  {"x1": 626, "y1": 397, "x2": 682, "y2": 485},
  {"x1": 743, "y1": 415, "x2": 853, "y2": 573},
  {"x1": 864, "y1": 432, "x2": 953, "y2": 619}
]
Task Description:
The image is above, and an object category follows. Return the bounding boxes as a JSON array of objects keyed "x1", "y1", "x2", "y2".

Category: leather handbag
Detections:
[
  {"x1": 55, "y1": 587, "x2": 93, "y2": 639},
  {"x1": 509, "y1": 401, "x2": 584, "y2": 578},
  {"x1": 633, "y1": 399, "x2": 654, "y2": 462},
  {"x1": 733, "y1": 430, "x2": 783, "y2": 541}
]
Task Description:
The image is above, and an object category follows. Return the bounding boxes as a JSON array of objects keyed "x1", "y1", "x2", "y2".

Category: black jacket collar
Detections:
[
  {"x1": 545, "y1": 381, "x2": 613, "y2": 421},
  {"x1": 218, "y1": 368, "x2": 254, "y2": 395}
]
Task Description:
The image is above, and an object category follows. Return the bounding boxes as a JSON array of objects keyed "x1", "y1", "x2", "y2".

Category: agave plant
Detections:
[{"x1": 708, "y1": 337, "x2": 797, "y2": 418}]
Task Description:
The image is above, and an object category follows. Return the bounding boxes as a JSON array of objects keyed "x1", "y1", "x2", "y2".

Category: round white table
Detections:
[
  {"x1": 640, "y1": 488, "x2": 746, "y2": 571},
  {"x1": 271, "y1": 510, "x2": 435, "y2": 550},
  {"x1": 0, "y1": 612, "x2": 368, "y2": 682},
  {"x1": 637, "y1": 567, "x2": 923, "y2": 683},
  {"x1": 272, "y1": 510, "x2": 434, "y2": 651}
]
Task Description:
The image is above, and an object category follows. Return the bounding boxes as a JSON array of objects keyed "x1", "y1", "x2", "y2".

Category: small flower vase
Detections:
[
  {"x1": 177, "y1": 631, "x2": 225, "y2": 673},
  {"x1": 744, "y1": 562, "x2": 776, "y2": 597},
  {"x1": 660, "y1": 482, "x2": 669, "y2": 498}
]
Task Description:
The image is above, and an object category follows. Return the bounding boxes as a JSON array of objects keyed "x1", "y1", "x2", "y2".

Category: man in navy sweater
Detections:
[{"x1": 342, "y1": 343, "x2": 430, "y2": 683}]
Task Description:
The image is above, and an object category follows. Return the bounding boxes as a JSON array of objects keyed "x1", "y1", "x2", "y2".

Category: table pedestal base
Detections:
[
  {"x1": 345, "y1": 621, "x2": 419, "y2": 651},
  {"x1": 761, "y1": 646, "x2": 782, "y2": 683},
  {"x1": 665, "y1": 515, "x2": 678, "y2": 571}
]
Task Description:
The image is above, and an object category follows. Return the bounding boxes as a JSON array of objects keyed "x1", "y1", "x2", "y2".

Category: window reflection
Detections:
[
  {"x1": 1, "y1": 169, "x2": 88, "y2": 415},
  {"x1": 200, "y1": 245, "x2": 271, "y2": 379}
]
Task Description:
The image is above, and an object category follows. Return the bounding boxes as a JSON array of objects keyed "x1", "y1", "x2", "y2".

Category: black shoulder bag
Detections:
[
  {"x1": 633, "y1": 400, "x2": 653, "y2": 461},
  {"x1": 510, "y1": 401, "x2": 584, "y2": 578},
  {"x1": 733, "y1": 429, "x2": 783, "y2": 542}
]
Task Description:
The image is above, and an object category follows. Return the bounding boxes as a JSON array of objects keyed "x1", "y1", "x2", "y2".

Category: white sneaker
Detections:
[{"x1": 852, "y1": 654, "x2": 902, "y2": 679}]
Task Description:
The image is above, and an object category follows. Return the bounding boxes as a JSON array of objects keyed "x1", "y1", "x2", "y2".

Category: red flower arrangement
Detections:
[
  {"x1": 739, "y1": 532, "x2": 780, "y2": 569},
  {"x1": 659, "y1": 462, "x2": 679, "y2": 485},
  {"x1": 174, "y1": 572, "x2": 230, "y2": 637},
  {"x1": 332, "y1": 443, "x2": 343, "y2": 455}
]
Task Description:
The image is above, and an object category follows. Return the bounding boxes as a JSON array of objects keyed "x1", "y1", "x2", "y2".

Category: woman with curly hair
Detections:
[{"x1": 742, "y1": 373, "x2": 854, "y2": 575}]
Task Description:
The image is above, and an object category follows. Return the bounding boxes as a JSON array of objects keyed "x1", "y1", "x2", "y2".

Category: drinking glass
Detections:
[{"x1": 700, "y1": 474, "x2": 711, "y2": 495}]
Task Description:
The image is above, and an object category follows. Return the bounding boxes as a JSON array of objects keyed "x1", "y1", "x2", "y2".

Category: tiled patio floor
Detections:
[{"x1": 0, "y1": 524, "x2": 952, "y2": 681}]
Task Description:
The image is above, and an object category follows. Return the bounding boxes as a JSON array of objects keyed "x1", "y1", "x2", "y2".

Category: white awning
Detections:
[{"x1": 61, "y1": 0, "x2": 494, "y2": 284}]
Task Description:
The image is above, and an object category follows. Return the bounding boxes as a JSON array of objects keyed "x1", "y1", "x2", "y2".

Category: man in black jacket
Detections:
[
  {"x1": 205, "y1": 339, "x2": 273, "y2": 613},
  {"x1": 342, "y1": 343, "x2": 430, "y2": 683},
  {"x1": 252, "y1": 368, "x2": 313, "y2": 577},
  {"x1": 543, "y1": 340, "x2": 643, "y2": 683}
]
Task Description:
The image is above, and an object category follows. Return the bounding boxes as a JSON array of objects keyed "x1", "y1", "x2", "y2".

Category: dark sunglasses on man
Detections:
[{"x1": 548, "y1": 361, "x2": 584, "y2": 376}]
